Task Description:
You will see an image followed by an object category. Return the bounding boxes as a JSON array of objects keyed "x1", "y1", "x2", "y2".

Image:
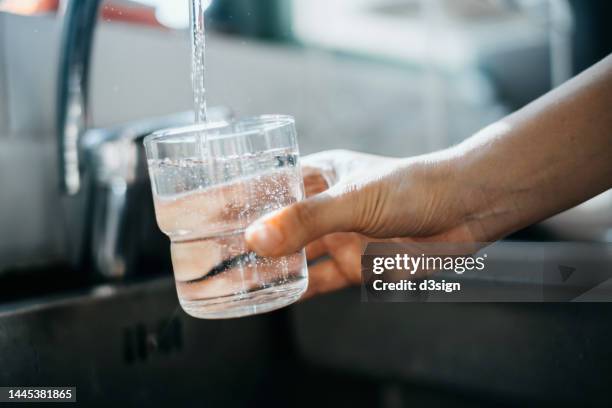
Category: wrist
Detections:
[{"x1": 446, "y1": 141, "x2": 523, "y2": 242}]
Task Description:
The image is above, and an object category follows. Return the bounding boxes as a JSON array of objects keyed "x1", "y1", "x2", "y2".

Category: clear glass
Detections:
[{"x1": 144, "y1": 115, "x2": 308, "y2": 319}]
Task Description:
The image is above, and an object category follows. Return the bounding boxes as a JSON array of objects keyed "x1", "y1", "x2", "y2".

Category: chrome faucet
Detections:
[
  {"x1": 57, "y1": 0, "x2": 102, "y2": 195},
  {"x1": 55, "y1": 1, "x2": 230, "y2": 279}
]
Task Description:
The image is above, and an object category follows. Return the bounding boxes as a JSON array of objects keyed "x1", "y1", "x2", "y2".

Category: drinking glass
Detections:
[{"x1": 144, "y1": 115, "x2": 308, "y2": 319}]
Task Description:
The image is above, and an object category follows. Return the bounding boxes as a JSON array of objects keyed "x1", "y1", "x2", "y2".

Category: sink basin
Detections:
[
  {"x1": 291, "y1": 240, "x2": 612, "y2": 405},
  {"x1": 2, "y1": 241, "x2": 610, "y2": 406},
  {"x1": 0, "y1": 277, "x2": 296, "y2": 406}
]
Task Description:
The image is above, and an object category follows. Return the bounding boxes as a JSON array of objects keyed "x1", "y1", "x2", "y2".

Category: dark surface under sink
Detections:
[
  {"x1": 0, "y1": 277, "x2": 307, "y2": 407},
  {"x1": 0, "y1": 277, "x2": 377, "y2": 407},
  {"x1": 1, "y1": 237, "x2": 612, "y2": 407},
  {"x1": 293, "y1": 291, "x2": 612, "y2": 406}
]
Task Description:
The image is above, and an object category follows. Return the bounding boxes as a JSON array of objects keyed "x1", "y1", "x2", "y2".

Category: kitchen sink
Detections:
[
  {"x1": 0, "y1": 277, "x2": 298, "y2": 406},
  {"x1": 291, "y1": 240, "x2": 612, "y2": 406},
  {"x1": 1, "y1": 240, "x2": 611, "y2": 406}
]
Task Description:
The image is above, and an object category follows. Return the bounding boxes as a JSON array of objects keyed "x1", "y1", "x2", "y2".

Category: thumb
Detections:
[{"x1": 245, "y1": 190, "x2": 357, "y2": 257}]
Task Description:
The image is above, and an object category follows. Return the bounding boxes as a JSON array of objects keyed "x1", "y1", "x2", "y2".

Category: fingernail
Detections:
[{"x1": 245, "y1": 222, "x2": 283, "y2": 254}]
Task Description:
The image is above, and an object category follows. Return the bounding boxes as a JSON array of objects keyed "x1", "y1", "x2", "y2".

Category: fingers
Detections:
[
  {"x1": 305, "y1": 234, "x2": 364, "y2": 261},
  {"x1": 301, "y1": 259, "x2": 351, "y2": 300},
  {"x1": 303, "y1": 167, "x2": 332, "y2": 197},
  {"x1": 245, "y1": 191, "x2": 356, "y2": 257},
  {"x1": 302, "y1": 233, "x2": 362, "y2": 298},
  {"x1": 301, "y1": 156, "x2": 337, "y2": 191},
  {"x1": 305, "y1": 240, "x2": 328, "y2": 260}
]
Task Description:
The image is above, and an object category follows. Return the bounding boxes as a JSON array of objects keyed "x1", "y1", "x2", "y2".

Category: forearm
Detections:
[{"x1": 450, "y1": 55, "x2": 612, "y2": 242}]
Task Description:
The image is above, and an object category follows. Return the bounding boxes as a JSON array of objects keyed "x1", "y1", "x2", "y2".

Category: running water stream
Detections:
[{"x1": 189, "y1": 0, "x2": 209, "y2": 124}]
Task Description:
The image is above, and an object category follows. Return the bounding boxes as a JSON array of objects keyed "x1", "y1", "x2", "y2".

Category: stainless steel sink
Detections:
[
  {"x1": 2, "y1": 241, "x2": 612, "y2": 406},
  {"x1": 293, "y1": 296, "x2": 612, "y2": 406},
  {"x1": 291, "y1": 240, "x2": 612, "y2": 406},
  {"x1": 0, "y1": 277, "x2": 296, "y2": 406}
]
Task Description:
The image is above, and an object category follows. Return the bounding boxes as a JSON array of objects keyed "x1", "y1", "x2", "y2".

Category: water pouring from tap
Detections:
[{"x1": 189, "y1": 0, "x2": 212, "y2": 124}]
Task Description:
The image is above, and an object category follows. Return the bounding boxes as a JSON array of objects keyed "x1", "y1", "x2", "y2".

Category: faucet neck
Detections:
[{"x1": 56, "y1": 0, "x2": 102, "y2": 195}]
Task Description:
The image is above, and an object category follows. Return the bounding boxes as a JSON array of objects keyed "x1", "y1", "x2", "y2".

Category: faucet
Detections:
[
  {"x1": 56, "y1": 0, "x2": 144, "y2": 279},
  {"x1": 56, "y1": 0, "x2": 102, "y2": 195},
  {"x1": 55, "y1": 1, "x2": 229, "y2": 279}
]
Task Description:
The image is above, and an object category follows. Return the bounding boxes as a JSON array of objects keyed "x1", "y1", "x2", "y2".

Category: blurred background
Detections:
[{"x1": 0, "y1": 0, "x2": 611, "y2": 406}]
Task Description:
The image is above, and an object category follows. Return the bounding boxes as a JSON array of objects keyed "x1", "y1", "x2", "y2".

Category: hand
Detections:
[
  {"x1": 245, "y1": 57, "x2": 612, "y2": 299},
  {"x1": 245, "y1": 150, "x2": 476, "y2": 298}
]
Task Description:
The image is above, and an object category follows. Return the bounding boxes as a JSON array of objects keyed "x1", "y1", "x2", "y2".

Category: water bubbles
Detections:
[{"x1": 150, "y1": 149, "x2": 301, "y2": 206}]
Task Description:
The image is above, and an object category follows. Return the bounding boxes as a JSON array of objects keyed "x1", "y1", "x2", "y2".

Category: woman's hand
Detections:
[{"x1": 245, "y1": 149, "x2": 476, "y2": 298}]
